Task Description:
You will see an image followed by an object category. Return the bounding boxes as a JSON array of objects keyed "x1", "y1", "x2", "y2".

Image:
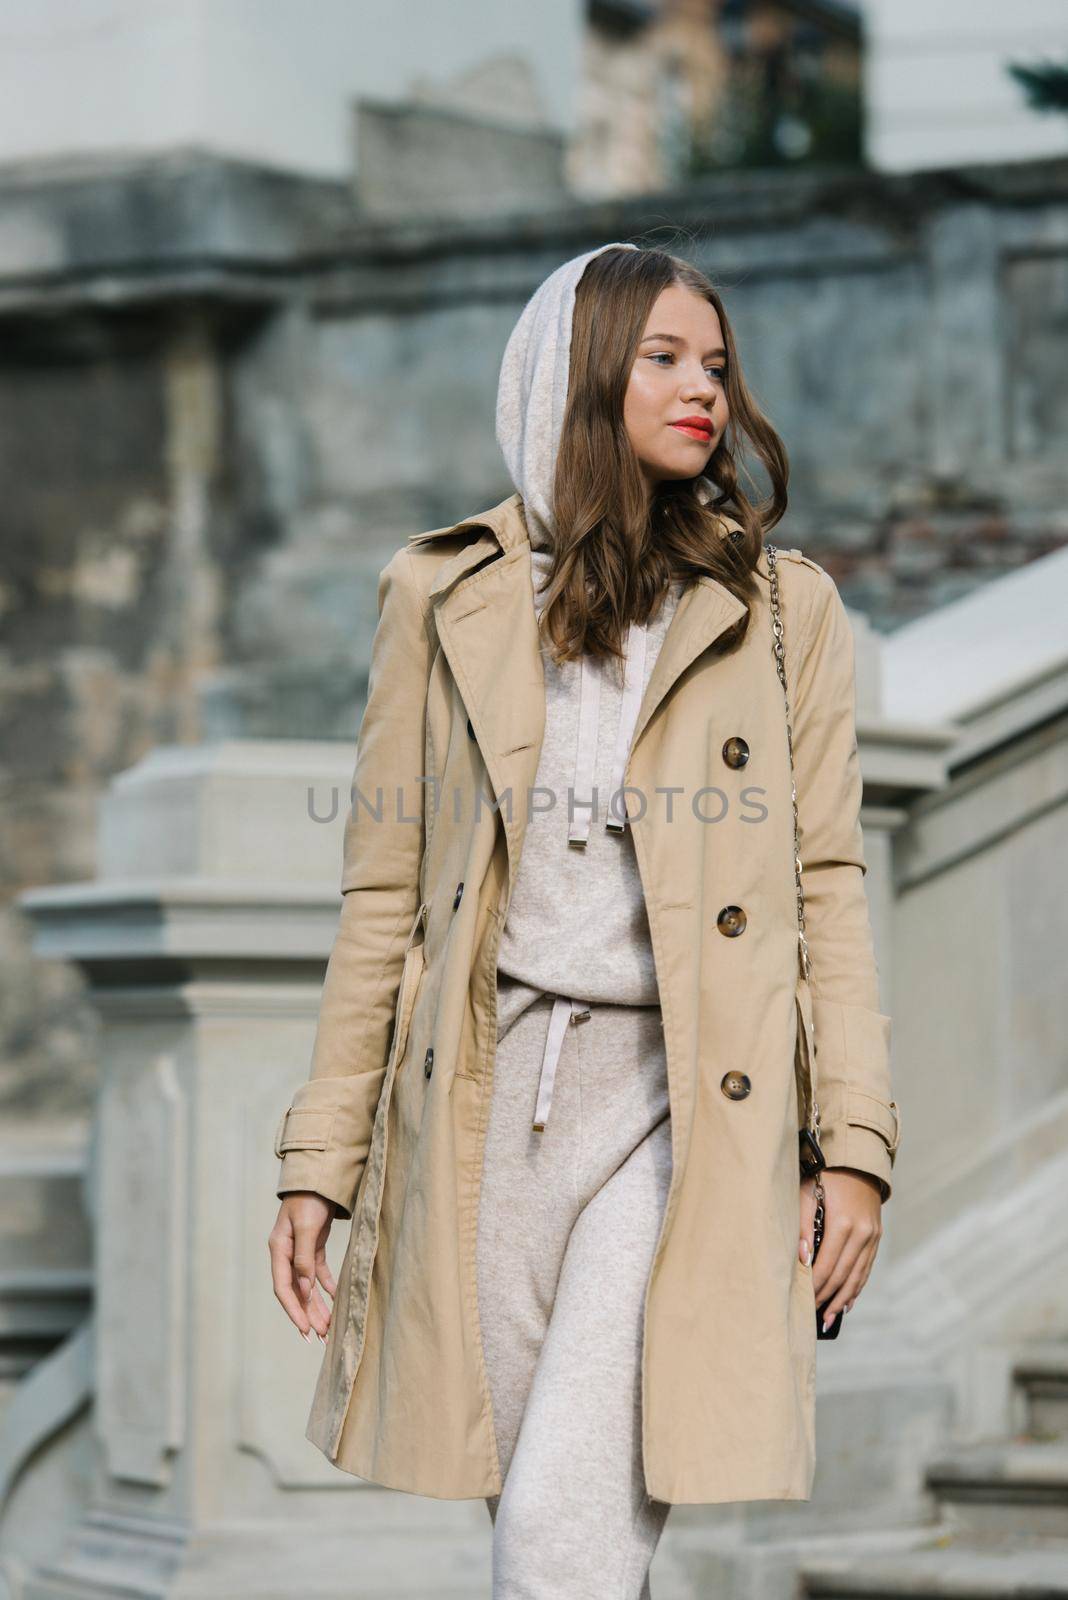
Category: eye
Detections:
[{"x1": 646, "y1": 352, "x2": 727, "y2": 383}]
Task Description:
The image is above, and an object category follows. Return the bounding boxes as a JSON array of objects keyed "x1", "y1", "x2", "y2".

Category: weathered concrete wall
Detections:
[{"x1": 2, "y1": 147, "x2": 1067, "y2": 1127}]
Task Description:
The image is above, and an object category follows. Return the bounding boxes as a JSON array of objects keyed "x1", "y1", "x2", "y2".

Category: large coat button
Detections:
[
  {"x1": 722, "y1": 736, "x2": 749, "y2": 769},
  {"x1": 717, "y1": 905, "x2": 747, "y2": 937},
  {"x1": 423, "y1": 1047, "x2": 434, "y2": 1079},
  {"x1": 453, "y1": 881, "x2": 464, "y2": 910},
  {"x1": 721, "y1": 1070, "x2": 751, "y2": 1100}
]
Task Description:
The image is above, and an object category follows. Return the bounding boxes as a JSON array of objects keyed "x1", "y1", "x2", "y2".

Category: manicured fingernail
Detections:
[
  {"x1": 822, "y1": 1313, "x2": 837, "y2": 1333},
  {"x1": 316, "y1": 1332, "x2": 326, "y2": 1345},
  {"x1": 300, "y1": 1329, "x2": 312, "y2": 1343}
]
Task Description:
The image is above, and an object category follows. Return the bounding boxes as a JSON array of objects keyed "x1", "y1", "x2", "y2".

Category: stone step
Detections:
[
  {"x1": 924, "y1": 1437, "x2": 1068, "y2": 1538},
  {"x1": 1013, "y1": 1340, "x2": 1068, "y2": 1439},
  {"x1": 801, "y1": 1532, "x2": 1068, "y2": 1598}
]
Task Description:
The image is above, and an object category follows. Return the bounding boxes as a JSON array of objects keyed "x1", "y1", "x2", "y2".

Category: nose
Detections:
[{"x1": 680, "y1": 362, "x2": 717, "y2": 406}]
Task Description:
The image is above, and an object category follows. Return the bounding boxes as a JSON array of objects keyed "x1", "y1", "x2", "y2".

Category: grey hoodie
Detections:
[{"x1": 491, "y1": 243, "x2": 688, "y2": 1077}]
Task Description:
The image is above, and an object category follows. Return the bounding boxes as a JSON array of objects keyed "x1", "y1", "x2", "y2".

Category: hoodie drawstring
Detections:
[
  {"x1": 534, "y1": 617, "x2": 648, "y2": 1131},
  {"x1": 608, "y1": 620, "x2": 648, "y2": 835},
  {"x1": 568, "y1": 620, "x2": 648, "y2": 846}
]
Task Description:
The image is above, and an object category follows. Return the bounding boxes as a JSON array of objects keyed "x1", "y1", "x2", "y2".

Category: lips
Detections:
[{"x1": 669, "y1": 419, "x2": 714, "y2": 442}]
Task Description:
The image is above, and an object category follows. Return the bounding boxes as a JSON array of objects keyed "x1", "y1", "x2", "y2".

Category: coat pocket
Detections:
[
  {"x1": 338, "y1": 899, "x2": 429, "y2": 1392},
  {"x1": 794, "y1": 978, "x2": 818, "y2": 1129},
  {"x1": 388, "y1": 900, "x2": 429, "y2": 1075}
]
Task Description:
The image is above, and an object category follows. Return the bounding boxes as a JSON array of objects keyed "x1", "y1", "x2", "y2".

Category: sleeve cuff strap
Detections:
[
  {"x1": 817, "y1": 1096, "x2": 900, "y2": 1204},
  {"x1": 273, "y1": 1068, "x2": 387, "y2": 1221}
]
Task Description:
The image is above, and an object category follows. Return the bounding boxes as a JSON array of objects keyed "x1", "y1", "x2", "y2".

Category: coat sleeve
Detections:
[
  {"x1": 274, "y1": 546, "x2": 431, "y2": 1220},
  {"x1": 791, "y1": 566, "x2": 900, "y2": 1203}
]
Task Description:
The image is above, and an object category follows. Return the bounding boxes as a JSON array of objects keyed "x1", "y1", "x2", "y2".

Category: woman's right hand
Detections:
[{"x1": 269, "y1": 1192, "x2": 337, "y2": 1343}]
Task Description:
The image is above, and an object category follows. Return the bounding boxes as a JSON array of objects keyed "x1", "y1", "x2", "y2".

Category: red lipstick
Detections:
[{"x1": 669, "y1": 415, "x2": 714, "y2": 442}]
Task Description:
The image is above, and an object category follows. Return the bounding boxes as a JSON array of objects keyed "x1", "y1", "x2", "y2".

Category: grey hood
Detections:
[{"x1": 495, "y1": 241, "x2": 638, "y2": 552}]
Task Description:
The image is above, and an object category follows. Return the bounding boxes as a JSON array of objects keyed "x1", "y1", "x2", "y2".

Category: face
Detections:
[{"x1": 623, "y1": 283, "x2": 729, "y2": 496}]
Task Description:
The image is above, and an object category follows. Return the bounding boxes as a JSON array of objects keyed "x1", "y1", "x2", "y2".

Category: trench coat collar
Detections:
[
  {"x1": 407, "y1": 488, "x2": 779, "y2": 593},
  {"x1": 408, "y1": 491, "x2": 755, "y2": 898}
]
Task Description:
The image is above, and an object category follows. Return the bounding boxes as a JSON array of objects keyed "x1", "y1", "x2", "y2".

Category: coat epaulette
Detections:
[
  {"x1": 719, "y1": 520, "x2": 823, "y2": 580},
  {"x1": 407, "y1": 521, "x2": 476, "y2": 546},
  {"x1": 771, "y1": 545, "x2": 825, "y2": 577}
]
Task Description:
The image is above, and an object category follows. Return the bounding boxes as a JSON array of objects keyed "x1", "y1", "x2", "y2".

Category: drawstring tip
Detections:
[{"x1": 532, "y1": 1120, "x2": 545, "y2": 1133}]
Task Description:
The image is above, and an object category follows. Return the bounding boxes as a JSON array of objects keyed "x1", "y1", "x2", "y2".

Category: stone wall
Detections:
[{"x1": 2, "y1": 147, "x2": 1067, "y2": 1125}]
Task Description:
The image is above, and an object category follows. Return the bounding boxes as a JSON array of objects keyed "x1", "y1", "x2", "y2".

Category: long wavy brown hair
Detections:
[{"x1": 534, "y1": 245, "x2": 789, "y2": 678}]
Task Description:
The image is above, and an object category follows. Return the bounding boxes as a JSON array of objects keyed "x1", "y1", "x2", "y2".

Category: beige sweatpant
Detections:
[{"x1": 476, "y1": 972, "x2": 674, "y2": 1599}]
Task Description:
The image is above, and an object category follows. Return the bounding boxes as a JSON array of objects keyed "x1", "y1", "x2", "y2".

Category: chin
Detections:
[{"x1": 655, "y1": 457, "x2": 713, "y2": 484}]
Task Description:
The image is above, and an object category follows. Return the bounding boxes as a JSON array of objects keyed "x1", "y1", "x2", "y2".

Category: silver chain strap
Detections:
[
  {"x1": 765, "y1": 543, "x2": 824, "y2": 1206},
  {"x1": 765, "y1": 543, "x2": 811, "y2": 985}
]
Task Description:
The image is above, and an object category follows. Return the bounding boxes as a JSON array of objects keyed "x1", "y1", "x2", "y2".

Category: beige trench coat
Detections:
[{"x1": 275, "y1": 491, "x2": 900, "y2": 1505}]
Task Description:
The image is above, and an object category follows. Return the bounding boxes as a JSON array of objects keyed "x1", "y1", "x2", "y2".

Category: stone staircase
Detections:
[{"x1": 799, "y1": 1338, "x2": 1068, "y2": 1597}]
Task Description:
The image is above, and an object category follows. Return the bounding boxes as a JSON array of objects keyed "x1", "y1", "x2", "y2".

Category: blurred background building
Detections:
[
  {"x1": 2, "y1": 1, "x2": 1068, "y2": 1595},
  {"x1": 0, "y1": 1, "x2": 1063, "y2": 192}
]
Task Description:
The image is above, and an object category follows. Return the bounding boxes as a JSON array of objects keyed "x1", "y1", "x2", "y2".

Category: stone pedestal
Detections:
[{"x1": 15, "y1": 740, "x2": 490, "y2": 1599}]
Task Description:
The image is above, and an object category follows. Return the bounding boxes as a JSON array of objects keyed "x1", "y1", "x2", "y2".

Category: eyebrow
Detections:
[{"x1": 640, "y1": 333, "x2": 727, "y2": 358}]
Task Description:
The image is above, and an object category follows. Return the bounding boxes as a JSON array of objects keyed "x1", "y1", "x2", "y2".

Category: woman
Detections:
[{"x1": 267, "y1": 242, "x2": 900, "y2": 1596}]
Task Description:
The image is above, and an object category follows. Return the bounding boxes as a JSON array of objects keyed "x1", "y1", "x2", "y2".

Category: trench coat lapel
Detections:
[
  {"x1": 410, "y1": 504, "x2": 546, "y2": 897},
  {"x1": 627, "y1": 576, "x2": 746, "y2": 756},
  {"x1": 409, "y1": 493, "x2": 749, "y2": 893}
]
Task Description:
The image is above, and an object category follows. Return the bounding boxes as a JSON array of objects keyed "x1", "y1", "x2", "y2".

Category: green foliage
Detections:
[
  {"x1": 1007, "y1": 58, "x2": 1068, "y2": 114},
  {"x1": 688, "y1": 76, "x2": 862, "y2": 176}
]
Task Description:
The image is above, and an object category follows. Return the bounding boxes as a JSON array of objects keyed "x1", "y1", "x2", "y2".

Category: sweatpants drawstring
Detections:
[{"x1": 532, "y1": 994, "x2": 591, "y2": 1132}]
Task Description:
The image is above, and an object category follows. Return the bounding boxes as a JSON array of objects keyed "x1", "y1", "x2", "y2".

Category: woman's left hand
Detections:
[{"x1": 799, "y1": 1167, "x2": 884, "y2": 1332}]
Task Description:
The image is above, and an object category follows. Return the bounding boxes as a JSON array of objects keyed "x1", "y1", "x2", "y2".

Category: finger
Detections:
[
  {"x1": 316, "y1": 1249, "x2": 338, "y2": 1301},
  {"x1": 292, "y1": 1224, "x2": 320, "y2": 1313},
  {"x1": 814, "y1": 1242, "x2": 857, "y2": 1312},
  {"x1": 817, "y1": 1228, "x2": 877, "y2": 1319},
  {"x1": 268, "y1": 1228, "x2": 313, "y2": 1336},
  {"x1": 811, "y1": 1219, "x2": 865, "y2": 1306},
  {"x1": 304, "y1": 1245, "x2": 333, "y2": 1336},
  {"x1": 306, "y1": 1284, "x2": 332, "y2": 1338},
  {"x1": 843, "y1": 1248, "x2": 877, "y2": 1312},
  {"x1": 825, "y1": 1258, "x2": 871, "y2": 1329}
]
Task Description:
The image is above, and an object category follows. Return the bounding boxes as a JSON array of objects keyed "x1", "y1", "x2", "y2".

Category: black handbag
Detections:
[{"x1": 765, "y1": 543, "x2": 840, "y2": 1341}]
